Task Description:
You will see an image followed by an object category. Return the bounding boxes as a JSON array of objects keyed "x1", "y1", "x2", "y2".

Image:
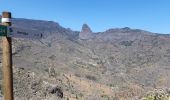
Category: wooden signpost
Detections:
[
  {"x1": 0, "y1": 11, "x2": 43, "y2": 100},
  {"x1": 1, "y1": 12, "x2": 13, "y2": 100}
]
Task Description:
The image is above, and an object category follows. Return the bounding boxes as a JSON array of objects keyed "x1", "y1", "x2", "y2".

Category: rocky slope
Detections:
[{"x1": 0, "y1": 18, "x2": 170, "y2": 99}]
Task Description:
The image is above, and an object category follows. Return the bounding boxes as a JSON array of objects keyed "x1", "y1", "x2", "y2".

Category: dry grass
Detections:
[{"x1": 114, "y1": 84, "x2": 144, "y2": 100}]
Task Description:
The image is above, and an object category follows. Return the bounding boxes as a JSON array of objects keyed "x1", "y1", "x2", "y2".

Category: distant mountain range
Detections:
[{"x1": 0, "y1": 18, "x2": 170, "y2": 99}]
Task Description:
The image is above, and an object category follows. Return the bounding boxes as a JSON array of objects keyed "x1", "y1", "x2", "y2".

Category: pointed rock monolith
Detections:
[{"x1": 79, "y1": 24, "x2": 93, "y2": 40}]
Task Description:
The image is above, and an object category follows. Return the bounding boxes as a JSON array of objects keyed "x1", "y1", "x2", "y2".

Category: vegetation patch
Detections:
[
  {"x1": 120, "y1": 41, "x2": 133, "y2": 46},
  {"x1": 85, "y1": 75, "x2": 97, "y2": 81},
  {"x1": 142, "y1": 90, "x2": 170, "y2": 100}
]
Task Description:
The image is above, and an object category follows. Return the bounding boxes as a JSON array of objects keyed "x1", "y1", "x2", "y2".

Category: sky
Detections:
[{"x1": 0, "y1": 0, "x2": 170, "y2": 34}]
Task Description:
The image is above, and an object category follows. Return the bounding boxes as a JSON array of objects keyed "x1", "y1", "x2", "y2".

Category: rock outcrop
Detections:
[{"x1": 79, "y1": 24, "x2": 93, "y2": 40}]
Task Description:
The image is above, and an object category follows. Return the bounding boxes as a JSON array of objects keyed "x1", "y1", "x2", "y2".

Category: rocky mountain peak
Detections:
[
  {"x1": 79, "y1": 24, "x2": 93, "y2": 40},
  {"x1": 81, "y1": 24, "x2": 92, "y2": 33}
]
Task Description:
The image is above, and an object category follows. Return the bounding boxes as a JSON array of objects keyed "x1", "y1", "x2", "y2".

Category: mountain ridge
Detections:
[
  {"x1": 1, "y1": 17, "x2": 164, "y2": 35},
  {"x1": 0, "y1": 17, "x2": 170, "y2": 99}
]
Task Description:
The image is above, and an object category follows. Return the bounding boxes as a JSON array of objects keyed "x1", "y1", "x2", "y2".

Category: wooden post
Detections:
[{"x1": 2, "y1": 12, "x2": 14, "y2": 100}]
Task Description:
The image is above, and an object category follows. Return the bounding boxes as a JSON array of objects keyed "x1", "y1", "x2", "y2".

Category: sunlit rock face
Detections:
[{"x1": 79, "y1": 24, "x2": 93, "y2": 40}]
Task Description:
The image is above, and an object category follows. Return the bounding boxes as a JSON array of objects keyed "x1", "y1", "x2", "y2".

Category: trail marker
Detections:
[
  {"x1": 2, "y1": 12, "x2": 14, "y2": 100},
  {"x1": 1, "y1": 11, "x2": 42, "y2": 100},
  {"x1": 0, "y1": 25, "x2": 7, "y2": 36}
]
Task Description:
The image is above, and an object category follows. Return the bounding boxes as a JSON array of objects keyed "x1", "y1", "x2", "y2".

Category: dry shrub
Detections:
[{"x1": 114, "y1": 84, "x2": 144, "y2": 100}]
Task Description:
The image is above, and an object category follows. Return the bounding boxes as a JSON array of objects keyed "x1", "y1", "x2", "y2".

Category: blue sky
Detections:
[{"x1": 0, "y1": 0, "x2": 170, "y2": 34}]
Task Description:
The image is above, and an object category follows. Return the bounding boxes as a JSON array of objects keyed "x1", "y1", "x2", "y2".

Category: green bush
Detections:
[{"x1": 142, "y1": 93, "x2": 170, "y2": 100}]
